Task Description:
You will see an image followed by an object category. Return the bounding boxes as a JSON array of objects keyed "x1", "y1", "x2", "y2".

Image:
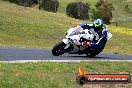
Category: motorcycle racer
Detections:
[
  {"x1": 79, "y1": 19, "x2": 108, "y2": 48},
  {"x1": 52, "y1": 19, "x2": 112, "y2": 56}
]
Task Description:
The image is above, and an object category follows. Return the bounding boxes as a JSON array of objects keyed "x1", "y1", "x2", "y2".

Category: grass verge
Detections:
[
  {"x1": 0, "y1": 61, "x2": 132, "y2": 88},
  {"x1": 0, "y1": 1, "x2": 132, "y2": 55}
]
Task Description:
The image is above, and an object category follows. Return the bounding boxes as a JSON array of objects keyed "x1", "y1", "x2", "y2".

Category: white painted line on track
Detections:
[{"x1": 0, "y1": 60, "x2": 132, "y2": 63}]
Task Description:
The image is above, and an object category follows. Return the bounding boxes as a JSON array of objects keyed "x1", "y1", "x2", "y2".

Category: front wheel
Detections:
[{"x1": 52, "y1": 41, "x2": 66, "y2": 56}]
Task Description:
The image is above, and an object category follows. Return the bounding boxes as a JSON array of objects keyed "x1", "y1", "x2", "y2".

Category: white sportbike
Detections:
[{"x1": 52, "y1": 25, "x2": 112, "y2": 57}]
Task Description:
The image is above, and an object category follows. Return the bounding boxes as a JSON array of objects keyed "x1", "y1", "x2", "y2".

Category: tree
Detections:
[
  {"x1": 66, "y1": 2, "x2": 90, "y2": 20},
  {"x1": 3, "y1": 0, "x2": 38, "y2": 7},
  {"x1": 91, "y1": 0, "x2": 114, "y2": 24},
  {"x1": 39, "y1": 0, "x2": 59, "y2": 13}
]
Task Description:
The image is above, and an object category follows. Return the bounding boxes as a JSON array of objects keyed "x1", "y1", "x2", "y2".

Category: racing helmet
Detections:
[{"x1": 93, "y1": 19, "x2": 103, "y2": 32}]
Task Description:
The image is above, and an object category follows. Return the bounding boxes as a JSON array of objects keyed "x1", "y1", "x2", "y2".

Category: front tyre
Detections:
[{"x1": 52, "y1": 41, "x2": 66, "y2": 56}]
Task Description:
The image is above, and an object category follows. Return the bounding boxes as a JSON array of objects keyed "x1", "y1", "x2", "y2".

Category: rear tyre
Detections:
[
  {"x1": 86, "y1": 45, "x2": 105, "y2": 57},
  {"x1": 52, "y1": 41, "x2": 66, "y2": 56},
  {"x1": 86, "y1": 38, "x2": 107, "y2": 57}
]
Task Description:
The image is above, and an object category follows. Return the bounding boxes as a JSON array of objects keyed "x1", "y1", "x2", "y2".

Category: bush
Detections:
[
  {"x1": 66, "y1": 2, "x2": 90, "y2": 20},
  {"x1": 16, "y1": 0, "x2": 38, "y2": 7},
  {"x1": 3, "y1": 0, "x2": 38, "y2": 7},
  {"x1": 91, "y1": 0, "x2": 114, "y2": 24},
  {"x1": 39, "y1": 0, "x2": 59, "y2": 13}
]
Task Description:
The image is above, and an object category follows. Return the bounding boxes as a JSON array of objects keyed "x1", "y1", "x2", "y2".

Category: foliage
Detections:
[
  {"x1": 66, "y1": 2, "x2": 90, "y2": 20},
  {"x1": 0, "y1": 1, "x2": 132, "y2": 55},
  {"x1": 2, "y1": 0, "x2": 38, "y2": 7},
  {"x1": 39, "y1": 0, "x2": 59, "y2": 13},
  {"x1": 90, "y1": 8, "x2": 100, "y2": 21},
  {"x1": 91, "y1": 0, "x2": 114, "y2": 24}
]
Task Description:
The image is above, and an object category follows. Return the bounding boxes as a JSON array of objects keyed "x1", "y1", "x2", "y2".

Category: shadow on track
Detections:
[{"x1": 55, "y1": 53, "x2": 132, "y2": 60}]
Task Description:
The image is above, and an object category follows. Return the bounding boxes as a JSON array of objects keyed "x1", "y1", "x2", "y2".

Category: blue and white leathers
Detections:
[{"x1": 79, "y1": 22, "x2": 111, "y2": 47}]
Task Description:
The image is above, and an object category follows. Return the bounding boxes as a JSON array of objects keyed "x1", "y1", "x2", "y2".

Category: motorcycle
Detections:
[{"x1": 52, "y1": 25, "x2": 112, "y2": 57}]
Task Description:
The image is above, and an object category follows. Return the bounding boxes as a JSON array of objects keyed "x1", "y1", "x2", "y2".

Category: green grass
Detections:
[
  {"x1": 111, "y1": 0, "x2": 132, "y2": 16},
  {"x1": 104, "y1": 26, "x2": 132, "y2": 54},
  {"x1": 0, "y1": 1, "x2": 132, "y2": 55},
  {"x1": 111, "y1": 21, "x2": 132, "y2": 29},
  {"x1": 58, "y1": 0, "x2": 132, "y2": 13},
  {"x1": 0, "y1": 1, "x2": 80, "y2": 48},
  {"x1": 58, "y1": 0, "x2": 96, "y2": 13},
  {"x1": 58, "y1": 0, "x2": 132, "y2": 29},
  {"x1": 0, "y1": 1, "x2": 132, "y2": 88},
  {"x1": 0, "y1": 62, "x2": 132, "y2": 88}
]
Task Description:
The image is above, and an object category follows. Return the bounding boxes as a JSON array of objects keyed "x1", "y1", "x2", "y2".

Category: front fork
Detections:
[
  {"x1": 62, "y1": 39, "x2": 74, "y2": 52},
  {"x1": 62, "y1": 39, "x2": 71, "y2": 49}
]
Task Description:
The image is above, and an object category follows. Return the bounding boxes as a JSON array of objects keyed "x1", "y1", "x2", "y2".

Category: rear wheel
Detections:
[
  {"x1": 86, "y1": 38, "x2": 107, "y2": 57},
  {"x1": 52, "y1": 41, "x2": 66, "y2": 56},
  {"x1": 86, "y1": 45, "x2": 105, "y2": 57}
]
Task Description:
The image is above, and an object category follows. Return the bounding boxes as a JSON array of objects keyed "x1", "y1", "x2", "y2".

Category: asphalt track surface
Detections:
[{"x1": 0, "y1": 47, "x2": 132, "y2": 61}]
